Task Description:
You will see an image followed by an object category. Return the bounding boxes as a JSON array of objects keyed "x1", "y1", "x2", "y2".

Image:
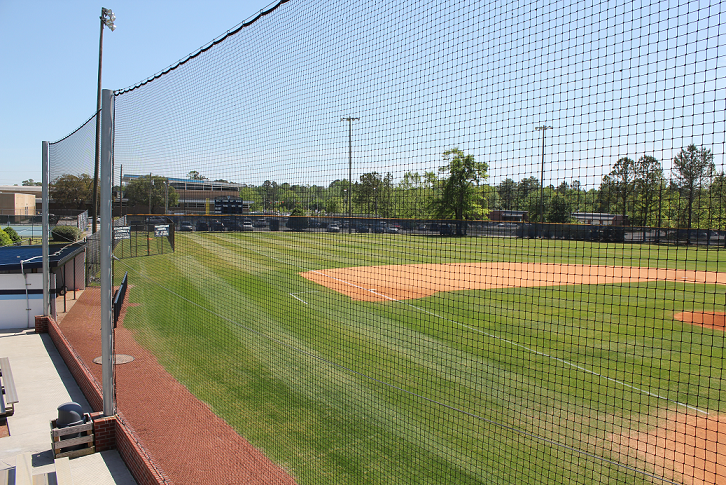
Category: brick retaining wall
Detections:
[{"x1": 36, "y1": 315, "x2": 170, "y2": 484}]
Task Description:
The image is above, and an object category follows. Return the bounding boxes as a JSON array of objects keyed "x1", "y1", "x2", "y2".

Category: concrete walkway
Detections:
[{"x1": 0, "y1": 328, "x2": 137, "y2": 484}]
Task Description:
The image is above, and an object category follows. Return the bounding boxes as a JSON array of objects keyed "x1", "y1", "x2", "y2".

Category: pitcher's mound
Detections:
[{"x1": 674, "y1": 311, "x2": 726, "y2": 331}]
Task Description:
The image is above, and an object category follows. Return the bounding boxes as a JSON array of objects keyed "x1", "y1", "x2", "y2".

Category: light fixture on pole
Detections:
[
  {"x1": 535, "y1": 125, "x2": 552, "y2": 226},
  {"x1": 341, "y1": 117, "x2": 359, "y2": 233},
  {"x1": 92, "y1": 7, "x2": 116, "y2": 234}
]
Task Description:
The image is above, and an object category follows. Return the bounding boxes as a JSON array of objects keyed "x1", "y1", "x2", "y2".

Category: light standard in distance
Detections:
[
  {"x1": 341, "y1": 117, "x2": 359, "y2": 233},
  {"x1": 535, "y1": 125, "x2": 552, "y2": 226},
  {"x1": 92, "y1": 7, "x2": 116, "y2": 234}
]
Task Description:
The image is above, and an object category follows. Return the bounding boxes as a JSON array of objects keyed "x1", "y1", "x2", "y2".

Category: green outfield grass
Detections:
[{"x1": 113, "y1": 232, "x2": 726, "y2": 484}]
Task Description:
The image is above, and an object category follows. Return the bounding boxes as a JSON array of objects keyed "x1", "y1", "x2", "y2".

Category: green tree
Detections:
[
  {"x1": 3, "y1": 227, "x2": 21, "y2": 244},
  {"x1": 609, "y1": 157, "x2": 636, "y2": 223},
  {"x1": 709, "y1": 172, "x2": 726, "y2": 229},
  {"x1": 125, "y1": 175, "x2": 179, "y2": 213},
  {"x1": 261, "y1": 180, "x2": 279, "y2": 212},
  {"x1": 325, "y1": 198, "x2": 341, "y2": 214},
  {"x1": 238, "y1": 185, "x2": 263, "y2": 212},
  {"x1": 0, "y1": 229, "x2": 12, "y2": 247},
  {"x1": 516, "y1": 177, "x2": 541, "y2": 221},
  {"x1": 22, "y1": 179, "x2": 42, "y2": 186},
  {"x1": 355, "y1": 172, "x2": 393, "y2": 217},
  {"x1": 430, "y1": 148, "x2": 488, "y2": 235},
  {"x1": 596, "y1": 176, "x2": 616, "y2": 214},
  {"x1": 397, "y1": 171, "x2": 432, "y2": 219},
  {"x1": 546, "y1": 194, "x2": 572, "y2": 223},
  {"x1": 187, "y1": 170, "x2": 207, "y2": 180},
  {"x1": 632, "y1": 155, "x2": 663, "y2": 227},
  {"x1": 50, "y1": 174, "x2": 93, "y2": 210},
  {"x1": 496, "y1": 178, "x2": 518, "y2": 210},
  {"x1": 672, "y1": 145, "x2": 714, "y2": 229}
]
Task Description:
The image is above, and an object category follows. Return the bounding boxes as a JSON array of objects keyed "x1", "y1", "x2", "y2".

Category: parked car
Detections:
[
  {"x1": 385, "y1": 225, "x2": 399, "y2": 234},
  {"x1": 373, "y1": 224, "x2": 386, "y2": 233},
  {"x1": 327, "y1": 223, "x2": 341, "y2": 232},
  {"x1": 439, "y1": 224, "x2": 453, "y2": 235},
  {"x1": 195, "y1": 221, "x2": 209, "y2": 231},
  {"x1": 357, "y1": 224, "x2": 370, "y2": 233},
  {"x1": 241, "y1": 220, "x2": 254, "y2": 231},
  {"x1": 179, "y1": 221, "x2": 194, "y2": 232}
]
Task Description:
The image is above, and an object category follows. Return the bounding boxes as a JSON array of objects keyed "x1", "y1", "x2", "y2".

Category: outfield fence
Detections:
[{"x1": 47, "y1": 1, "x2": 726, "y2": 483}]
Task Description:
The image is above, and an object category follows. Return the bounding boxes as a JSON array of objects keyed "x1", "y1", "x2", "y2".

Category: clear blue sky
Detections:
[
  {"x1": 3, "y1": 0, "x2": 724, "y2": 190},
  {"x1": 0, "y1": 0, "x2": 277, "y2": 185}
]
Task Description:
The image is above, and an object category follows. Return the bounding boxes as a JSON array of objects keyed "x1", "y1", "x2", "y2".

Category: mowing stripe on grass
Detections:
[{"x1": 116, "y1": 254, "x2": 679, "y2": 484}]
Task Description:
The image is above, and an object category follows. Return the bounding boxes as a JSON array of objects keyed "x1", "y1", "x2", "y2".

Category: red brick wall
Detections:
[
  {"x1": 34, "y1": 315, "x2": 48, "y2": 333},
  {"x1": 39, "y1": 315, "x2": 171, "y2": 484},
  {"x1": 90, "y1": 412, "x2": 116, "y2": 452}
]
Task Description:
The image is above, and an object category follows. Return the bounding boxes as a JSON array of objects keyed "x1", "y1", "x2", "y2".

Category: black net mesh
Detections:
[
  {"x1": 48, "y1": 113, "x2": 99, "y2": 282},
  {"x1": 49, "y1": 0, "x2": 726, "y2": 483}
]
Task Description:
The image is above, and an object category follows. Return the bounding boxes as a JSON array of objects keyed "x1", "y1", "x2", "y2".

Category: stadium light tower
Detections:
[
  {"x1": 341, "y1": 117, "x2": 359, "y2": 233},
  {"x1": 535, "y1": 125, "x2": 552, "y2": 225},
  {"x1": 92, "y1": 7, "x2": 116, "y2": 234}
]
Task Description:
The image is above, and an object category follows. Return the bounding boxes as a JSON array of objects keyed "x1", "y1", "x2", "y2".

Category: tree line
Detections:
[{"x1": 48, "y1": 144, "x2": 723, "y2": 230}]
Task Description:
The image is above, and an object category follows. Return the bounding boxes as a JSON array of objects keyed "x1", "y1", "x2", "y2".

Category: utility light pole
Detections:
[
  {"x1": 341, "y1": 117, "x2": 359, "y2": 233},
  {"x1": 535, "y1": 125, "x2": 552, "y2": 226},
  {"x1": 92, "y1": 7, "x2": 116, "y2": 234}
]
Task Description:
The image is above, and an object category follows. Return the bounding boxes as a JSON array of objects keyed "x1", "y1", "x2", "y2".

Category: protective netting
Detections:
[
  {"x1": 49, "y1": 0, "x2": 726, "y2": 483},
  {"x1": 48, "y1": 113, "x2": 99, "y2": 283}
]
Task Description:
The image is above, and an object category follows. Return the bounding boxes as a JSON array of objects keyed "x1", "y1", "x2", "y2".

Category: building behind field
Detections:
[
  {"x1": 122, "y1": 174, "x2": 243, "y2": 214},
  {"x1": 571, "y1": 212, "x2": 629, "y2": 226}
]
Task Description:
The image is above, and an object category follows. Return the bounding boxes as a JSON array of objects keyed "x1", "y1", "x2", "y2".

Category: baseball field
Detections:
[{"x1": 113, "y1": 231, "x2": 726, "y2": 484}]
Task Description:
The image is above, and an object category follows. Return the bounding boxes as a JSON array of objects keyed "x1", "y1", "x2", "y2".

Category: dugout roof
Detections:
[{"x1": 0, "y1": 242, "x2": 85, "y2": 272}]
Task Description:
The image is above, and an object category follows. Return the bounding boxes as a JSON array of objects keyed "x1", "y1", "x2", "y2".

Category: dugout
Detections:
[{"x1": 0, "y1": 242, "x2": 85, "y2": 329}]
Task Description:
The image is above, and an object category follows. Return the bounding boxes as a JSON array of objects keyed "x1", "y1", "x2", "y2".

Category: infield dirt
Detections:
[{"x1": 300, "y1": 262, "x2": 726, "y2": 302}]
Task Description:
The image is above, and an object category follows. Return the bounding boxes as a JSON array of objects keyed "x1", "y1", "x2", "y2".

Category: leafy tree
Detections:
[
  {"x1": 397, "y1": 171, "x2": 434, "y2": 219},
  {"x1": 51, "y1": 226, "x2": 82, "y2": 243},
  {"x1": 238, "y1": 185, "x2": 263, "y2": 212},
  {"x1": 546, "y1": 194, "x2": 572, "y2": 223},
  {"x1": 286, "y1": 206, "x2": 308, "y2": 231},
  {"x1": 430, "y1": 148, "x2": 488, "y2": 235},
  {"x1": 355, "y1": 172, "x2": 393, "y2": 217},
  {"x1": 187, "y1": 170, "x2": 207, "y2": 180},
  {"x1": 496, "y1": 178, "x2": 518, "y2": 210},
  {"x1": 632, "y1": 155, "x2": 663, "y2": 226},
  {"x1": 22, "y1": 179, "x2": 42, "y2": 186},
  {"x1": 516, "y1": 176, "x2": 541, "y2": 220},
  {"x1": 596, "y1": 176, "x2": 616, "y2": 214},
  {"x1": 51, "y1": 174, "x2": 93, "y2": 209},
  {"x1": 480, "y1": 184, "x2": 497, "y2": 216},
  {"x1": 262, "y1": 180, "x2": 279, "y2": 212},
  {"x1": 125, "y1": 175, "x2": 179, "y2": 213},
  {"x1": 608, "y1": 157, "x2": 636, "y2": 223},
  {"x1": 709, "y1": 172, "x2": 726, "y2": 229},
  {"x1": 672, "y1": 144, "x2": 714, "y2": 229},
  {"x1": 0, "y1": 229, "x2": 12, "y2": 247},
  {"x1": 325, "y1": 198, "x2": 341, "y2": 214},
  {"x1": 3, "y1": 227, "x2": 21, "y2": 244}
]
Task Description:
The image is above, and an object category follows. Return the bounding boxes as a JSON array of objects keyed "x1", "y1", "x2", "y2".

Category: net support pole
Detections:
[
  {"x1": 100, "y1": 88, "x2": 115, "y2": 416},
  {"x1": 42, "y1": 141, "x2": 50, "y2": 317}
]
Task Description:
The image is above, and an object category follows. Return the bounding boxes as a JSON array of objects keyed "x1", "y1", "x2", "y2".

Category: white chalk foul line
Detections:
[{"x1": 308, "y1": 269, "x2": 709, "y2": 415}]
